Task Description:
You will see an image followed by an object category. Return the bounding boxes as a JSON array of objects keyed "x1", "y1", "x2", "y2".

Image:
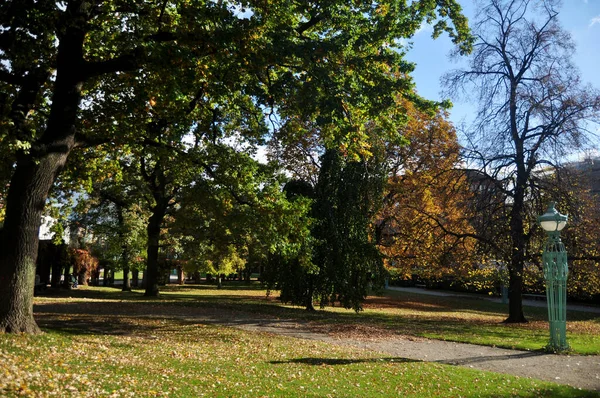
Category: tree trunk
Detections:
[
  {"x1": 63, "y1": 262, "x2": 72, "y2": 288},
  {"x1": 305, "y1": 277, "x2": 315, "y2": 311},
  {"x1": 36, "y1": 241, "x2": 52, "y2": 286},
  {"x1": 90, "y1": 267, "x2": 100, "y2": 286},
  {"x1": 122, "y1": 266, "x2": 131, "y2": 291},
  {"x1": 505, "y1": 164, "x2": 528, "y2": 323},
  {"x1": 502, "y1": 78, "x2": 528, "y2": 324},
  {"x1": 0, "y1": 139, "x2": 76, "y2": 332},
  {"x1": 52, "y1": 244, "x2": 68, "y2": 288},
  {"x1": 0, "y1": 6, "x2": 90, "y2": 331},
  {"x1": 103, "y1": 266, "x2": 109, "y2": 286},
  {"x1": 51, "y1": 260, "x2": 62, "y2": 288},
  {"x1": 144, "y1": 204, "x2": 167, "y2": 297},
  {"x1": 132, "y1": 269, "x2": 139, "y2": 288},
  {"x1": 505, "y1": 264, "x2": 526, "y2": 323},
  {"x1": 116, "y1": 205, "x2": 131, "y2": 291},
  {"x1": 177, "y1": 266, "x2": 185, "y2": 285},
  {"x1": 77, "y1": 271, "x2": 87, "y2": 286}
]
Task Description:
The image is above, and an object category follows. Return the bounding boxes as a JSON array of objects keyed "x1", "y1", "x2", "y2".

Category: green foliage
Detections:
[
  {"x1": 191, "y1": 244, "x2": 245, "y2": 277},
  {"x1": 71, "y1": 194, "x2": 148, "y2": 272},
  {"x1": 263, "y1": 179, "x2": 316, "y2": 308},
  {"x1": 265, "y1": 149, "x2": 386, "y2": 312},
  {"x1": 174, "y1": 149, "x2": 315, "y2": 289},
  {"x1": 0, "y1": 0, "x2": 475, "y2": 332},
  {"x1": 312, "y1": 149, "x2": 386, "y2": 311}
]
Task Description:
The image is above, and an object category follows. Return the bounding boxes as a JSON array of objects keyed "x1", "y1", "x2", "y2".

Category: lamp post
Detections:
[{"x1": 537, "y1": 202, "x2": 569, "y2": 352}]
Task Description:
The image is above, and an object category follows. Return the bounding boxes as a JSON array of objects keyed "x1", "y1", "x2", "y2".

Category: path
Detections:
[
  {"x1": 215, "y1": 316, "x2": 600, "y2": 392},
  {"x1": 203, "y1": 285, "x2": 600, "y2": 391},
  {"x1": 387, "y1": 286, "x2": 600, "y2": 314},
  {"x1": 35, "y1": 289, "x2": 600, "y2": 392}
]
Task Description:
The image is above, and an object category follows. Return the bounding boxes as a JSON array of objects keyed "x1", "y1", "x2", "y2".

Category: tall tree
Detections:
[
  {"x1": 0, "y1": 0, "x2": 472, "y2": 333},
  {"x1": 378, "y1": 99, "x2": 476, "y2": 283},
  {"x1": 443, "y1": 0, "x2": 600, "y2": 322},
  {"x1": 68, "y1": 148, "x2": 148, "y2": 292},
  {"x1": 264, "y1": 139, "x2": 388, "y2": 312},
  {"x1": 313, "y1": 148, "x2": 387, "y2": 311}
]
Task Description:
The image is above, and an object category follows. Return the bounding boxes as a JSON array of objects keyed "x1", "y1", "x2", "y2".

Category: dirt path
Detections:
[{"x1": 213, "y1": 316, "x2": 600, "y2": 392}]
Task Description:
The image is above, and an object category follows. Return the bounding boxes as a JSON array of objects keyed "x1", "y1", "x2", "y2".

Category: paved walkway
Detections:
[
  {"x1": 218, "y1": 316, "x2": 600, "y2": 392},
  {"x1": 214, "y1": 287, "x2": 600, "y2": 391},
  {"x1": 387, "y1": 286, "x2": 600, "y2": 314}
]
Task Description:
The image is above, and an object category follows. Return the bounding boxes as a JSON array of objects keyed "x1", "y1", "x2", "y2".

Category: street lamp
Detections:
[{"x1": 537, "y1": 202, "x2": 569, "y2": 352}]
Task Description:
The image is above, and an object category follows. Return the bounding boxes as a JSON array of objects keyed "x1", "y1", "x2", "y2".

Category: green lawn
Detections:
[
  {"x1": 37, "y1": 283, "x2": 600, "y2": 354},
  {"x1": 155, "y1": 283, "x2": 600, "y2": 355},
  {"x1": 1, "y1": 284, "x2": 598, "y2": 397}
]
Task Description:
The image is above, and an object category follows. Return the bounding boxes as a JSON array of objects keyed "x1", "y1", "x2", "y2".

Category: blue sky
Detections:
[{"x1": 405, "y1": 0, "x2": 600, "y2": 130}]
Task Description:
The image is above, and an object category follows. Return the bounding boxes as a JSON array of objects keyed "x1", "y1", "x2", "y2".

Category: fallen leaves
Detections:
[{"x1": 1, "y1": 286, "x2": 597, "y2": 397}]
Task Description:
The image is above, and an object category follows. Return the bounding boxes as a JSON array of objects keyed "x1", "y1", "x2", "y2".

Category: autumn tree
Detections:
[
  {"x1": 377, "y1": 99, "x2": 476, "y2": 284},
  {"x1": 537, "y1": 165, "x2": 600, "y2": 301},
  {"x1": 443, "y1": 0, "x2": 600, "y2": 322},
  {"x1": 69, "y1": 248, "x2": 99, "y2": 286}
]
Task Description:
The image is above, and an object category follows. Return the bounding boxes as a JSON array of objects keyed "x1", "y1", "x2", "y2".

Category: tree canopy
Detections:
[{"x1": 0, "y1": 0, "x2": 473, "y2": 333}]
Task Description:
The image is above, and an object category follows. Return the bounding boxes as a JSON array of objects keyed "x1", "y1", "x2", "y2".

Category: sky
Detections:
[{"x1": 404, "y1": 0, "x2": 600, "y2": 142}]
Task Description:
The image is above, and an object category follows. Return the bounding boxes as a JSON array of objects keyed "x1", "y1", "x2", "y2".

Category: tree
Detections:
[
  {"x1": 377, "y1": 99, "x2": 476, "y2": 284},
  {"x1": 0, "y1": 0, "x2": 177, "y2": 333},
  {"x1": 70, "y1": 163, "x2": 148, "y2": 292},
  {"x1": 313, "y1": 148, "x2": 387, "y2": 311},
  {"x1": 174, "y1": 146, "x2": 315, "y2": 290},
  {"x1": 444, "y1": 0, "x2": 600, "y2": 322},
  {"x1": 264, "y1": 144, "x2": 387, "y2": 312},
  {"x1": 0, "y1": 0, "x2": 472, "y2": 333},
  {"x1": 539, "y1": 165, "x2": 600, "y2": 301}
]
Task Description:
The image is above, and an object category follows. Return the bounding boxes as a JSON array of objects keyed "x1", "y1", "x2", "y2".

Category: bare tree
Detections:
[{"x1": 444, "y1": 0, "x2": 600, "y2": 322}]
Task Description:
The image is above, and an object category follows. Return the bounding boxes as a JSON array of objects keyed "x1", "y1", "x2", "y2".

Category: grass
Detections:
[
  {"x1": 1, "y1": 284, "x2": 598, "y2": 397},
  {"x1": 34, "y1": 283, "x2": 600, "y2": 354},
  {"x1": 151, "y1": 283, "x2": 600, "y2": 355}
]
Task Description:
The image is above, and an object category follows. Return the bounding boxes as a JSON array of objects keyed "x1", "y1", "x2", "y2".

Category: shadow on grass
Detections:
[
  {"x1": 270, "y1": 357, "x2": 419, "y2": 366},
  {"x1": 435, "y1": 350, "x2": 546, "y2": 366},
  {"x1": 36, "y1": 310, "x2": 217, "y2": 338},
  {"x1": 32, "y1": 287, "x2": 535, "y2": 336},
  {"x1": 32, "y1": 296, "x2": 528, "y2": 353},
  {"x1": 36, "y1": 286, "x2": 147, "y2": 301},
  {"x1": 36, "y1": 313, "x2": 149, "y2": 336}
]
